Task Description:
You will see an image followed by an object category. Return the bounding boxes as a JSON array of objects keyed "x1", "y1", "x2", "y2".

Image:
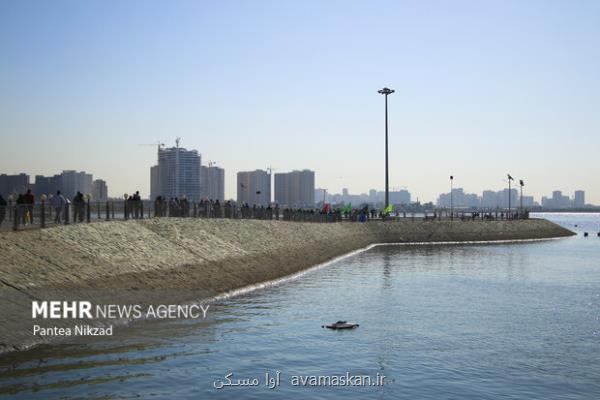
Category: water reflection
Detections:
[{"x1": 1, "y1": 214, "x2": 599, "y2": 399}]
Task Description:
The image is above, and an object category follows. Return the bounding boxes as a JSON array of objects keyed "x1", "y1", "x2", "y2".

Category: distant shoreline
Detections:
[{"x1": 531, "y1": 210, "x2": 600, "y2": 214}]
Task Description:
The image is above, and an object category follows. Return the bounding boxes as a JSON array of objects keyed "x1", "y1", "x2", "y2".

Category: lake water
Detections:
[{"x1": 1, "y1": 213, "x2": 599, "y2": 399}]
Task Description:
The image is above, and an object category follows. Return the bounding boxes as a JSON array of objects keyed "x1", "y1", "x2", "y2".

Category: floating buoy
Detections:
[
  {"x1": 584, "y1": 232, "x2": 589, "y2": 237},
  {"x1": 597, "y1": 232, "x2": 600, "y2": 237},
  {"x1": 575, "y1": 224, "x2": 578, "y2": 227},
  {"x1": 322, "y1": 320, "x2": 359, "y2": 330}
]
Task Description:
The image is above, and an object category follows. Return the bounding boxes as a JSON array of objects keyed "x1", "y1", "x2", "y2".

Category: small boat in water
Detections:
[{"x1": 322, "y1": 321, "x2": 359, "y2": 330}]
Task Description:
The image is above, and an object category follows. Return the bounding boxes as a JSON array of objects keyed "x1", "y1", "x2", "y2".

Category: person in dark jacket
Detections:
[
  {"x1": 73, "y1": 191, "x2": 85, "y2": 222},
  {"x1": 16, "y1": 193, "x2": 26, "y2": 225}
]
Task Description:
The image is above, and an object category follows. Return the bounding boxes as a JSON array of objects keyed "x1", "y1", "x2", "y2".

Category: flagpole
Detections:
[
  {"x1": 450, "y1": 175, "x2": 454, "y2": 221},
  {"x1": 378, "y1": 87, "x2": 394, "y2": 212},
  {"x1": 507, "y1": 174, "x2": 514, "y2": 219}
]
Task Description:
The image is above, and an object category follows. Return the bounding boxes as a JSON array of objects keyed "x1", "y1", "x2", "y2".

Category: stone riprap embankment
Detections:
[{"x1": 0, "y1": 218, "x2": 573, "y2": 354}]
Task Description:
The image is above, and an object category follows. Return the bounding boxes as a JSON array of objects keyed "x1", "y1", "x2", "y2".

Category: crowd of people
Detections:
[
  {"x1": 0, "y1": 188, "x2": 528, "y2": 231},
  {"x1": 126, "y1": 191, "x2": 144, "y2": 219},
  {"x1": 1, "y1": 189, "x2": 37, "y2": 226},
  {"x1": 0, "y1": 189, "x2": 85, "y2": 228},
  {"x1": 150, "y1": 197, "x2": 387, "y2": 222}
]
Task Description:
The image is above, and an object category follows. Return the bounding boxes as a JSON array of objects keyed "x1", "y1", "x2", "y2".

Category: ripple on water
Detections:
[{"x1": 1, "y1": 214, "x2": 600, "y2": 399}]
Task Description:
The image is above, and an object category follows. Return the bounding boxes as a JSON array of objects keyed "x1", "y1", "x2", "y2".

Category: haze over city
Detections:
[{"x1": 1, "y1": 0, "x2": 599, "y2": 203}]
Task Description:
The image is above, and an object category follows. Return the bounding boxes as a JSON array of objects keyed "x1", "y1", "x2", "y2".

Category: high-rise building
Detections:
[
  {"x1": 200, "y1": 165, "x2": 225, "y2": 202},
  {"x1": 237, "y1": 170, "x2": 271, "y2": 206},
  {"x1": 368, "y1": 189, "x2": 378, "y2": 203},
  {"x1": 274, "y1": 170, "x2": 315, "y2": 207},
  {"x1": 553, "y1": 190, "x2": 570, "y2": 208},
  {"x1": 152, "y1": 143, "x2": 202, "y2": 201},
  {"x1": 0, "y1": 173, "x2": 30, "y2": 196},
  {"x1": 389, "y1": 190, "x2": 411, "y2": 205},
  {"x1": 92, "y1": 179, "x2": 108, "y2": 201},
  {"x1": 498, "y1": 188, "x2": 518, "y2": 209},
  {"x1": 521, "y1": 196, "x2": 535, "y2": 208},
  {"x1": 542, "y1": 190, "x2": 571, "y2": 208},
  {"x1": 31, "y1": 171, "x2": 102, "y2": 199},
  {"x1": 574, "y1": 190, "x2": 585, "y2": 208},
  {"x1": 437, "y1": 188, "x2": 478, "y2": 208},
  {"x1": 150, "y1": 165, "x2": 160, "y2": 201},
  {"x1": 61, "y1": 170, "x2": 93, "y2": 198},
  {"x1": 34, "y1": 174, "x2": 62, "y2": 196},
  {"x1": 481, "y1": 190, "x2": 498, "y2": 208}
]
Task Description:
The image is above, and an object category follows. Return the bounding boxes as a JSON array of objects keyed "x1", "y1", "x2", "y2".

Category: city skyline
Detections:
[
  {"x1": 2, "y1": 159, "x2": 596, "y2": 206},
  {"x1": 1, "y1": 168, "x2": 593, "y2": 210},
  {"x1": 1, "y1": 1, "x2": 599, "y2": 203}
]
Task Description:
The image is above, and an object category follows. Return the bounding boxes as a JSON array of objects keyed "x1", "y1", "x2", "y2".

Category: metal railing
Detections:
[{"x1": 0, "y1": 201, "x2": 529, "y2": 233}]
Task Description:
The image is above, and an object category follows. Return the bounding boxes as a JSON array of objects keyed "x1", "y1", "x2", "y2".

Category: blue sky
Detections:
[{"x1": 1, "y1": 0, "x2": 599, "y2": 203}]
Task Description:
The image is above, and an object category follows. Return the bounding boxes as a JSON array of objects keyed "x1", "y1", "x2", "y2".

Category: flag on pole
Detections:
[
  {"x1": 383, "y1": 204, "x2": 393, "y2": 215},
  {"x1": 342, "y1": 203, "x2": 352, "y2": 213},
  {"x1": 322, "y1": 203, "x2": 329, "y2": 213}
]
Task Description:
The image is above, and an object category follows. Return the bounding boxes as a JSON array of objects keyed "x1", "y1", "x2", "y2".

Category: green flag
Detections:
[
  {"x1": 342, "y1": 203, "x2": 352, "y2": 213},
  {"x1": 383, "y1": 204, "x2": 393, "y2": 214}
]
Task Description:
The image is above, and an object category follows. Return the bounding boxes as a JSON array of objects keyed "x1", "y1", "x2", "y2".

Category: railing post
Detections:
[
  {"x1": 111, "y1": 202, "x2": 115, "y2": 219},
  {"x1": 12, "y1": 205, "x2": 18, "y2": 231},
  {"x1": 86, "y1": 199, "x2": 91, "y2": 223},
  {"x1": 106, "y1": 201, "x2": 110, "y2": 220},
  {"x1": 124, "y1": 200, "x2": 128, "y2": 220},
  {"x1": 140, "y1": 201, "x2": 144, "y2": 219},
  {"x1": 64, "y1": 203, "x2": 70, "y2": 225},
  {"x1": 41, "y1": 200, "x2": 46, "y2": 228},
  {"x1": 97, "y1": 201, "x2": 101, "y2": 219}
]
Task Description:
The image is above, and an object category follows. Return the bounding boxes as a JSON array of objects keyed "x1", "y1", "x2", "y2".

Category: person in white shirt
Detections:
[{"x1": 51, "y1": 190, "x2": 67, "y2": 223}]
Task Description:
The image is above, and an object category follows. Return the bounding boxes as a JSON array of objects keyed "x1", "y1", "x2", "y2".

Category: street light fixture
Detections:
[{"x1": 378, "y1": 87, "x2": 395, "y2": 210}]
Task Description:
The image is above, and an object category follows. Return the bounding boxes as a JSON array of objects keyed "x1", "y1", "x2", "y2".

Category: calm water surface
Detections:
[{"x1": 1, "y1": 213, "x2": 599, "y2": 399}]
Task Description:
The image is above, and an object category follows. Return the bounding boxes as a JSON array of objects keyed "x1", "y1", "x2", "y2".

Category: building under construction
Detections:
[{"x1": 150, "y1": 139, "x2": 202, "y2": 202}]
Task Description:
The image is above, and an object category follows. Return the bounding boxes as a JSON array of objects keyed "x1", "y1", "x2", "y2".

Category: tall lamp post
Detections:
[
  {"x1": 507, "y1": 174, "x2": 514, "y2": 219},
  {"x1": 450, "y1": 175, "x2": 454, "y2": 221},
  {"x1": 378, "y1": 87, "x2": 395, "y2": 210},
  {"x1": 519, "y1": 179, "x2": 524, "y2": 215}
]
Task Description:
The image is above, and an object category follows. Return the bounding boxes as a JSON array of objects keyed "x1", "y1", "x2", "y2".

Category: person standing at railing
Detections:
[
  {"x1": 203, "y1": 199, "x2": 209, "y2": 218},
  {"x1": 154, "y1": 196, "x2": 163, "y2": 217},
  {"x1": 51, "y1": 190, "x2": 67, "y2": 224},
  {"x1": 72, "y1": 191, "x2": 85, "y2": 222},
  {"x1": 213, "y1": 199, "x2": 221, "y2": 218},
  {"x1": 24, "y1": 189, "x2": 35, "y2": 224},
  {"x1": 15, "y1": 193, "x2": 26, "y2": 225},
  {"x1": 0, "y1": 194, "x2": 6, "y2": 228},
  {"x1": 132, "y1": 191, "x2": 141, "y2": 219},
  {"x1": 224, "y1": 200, "x2": 232, "y2": 218}
]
